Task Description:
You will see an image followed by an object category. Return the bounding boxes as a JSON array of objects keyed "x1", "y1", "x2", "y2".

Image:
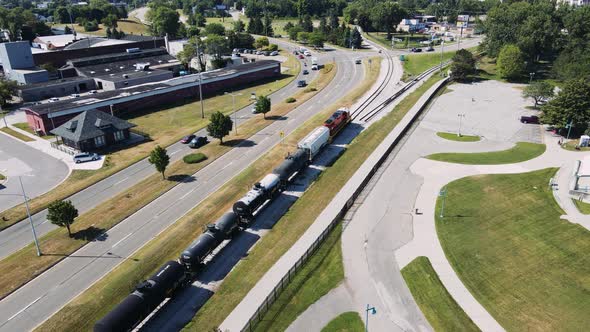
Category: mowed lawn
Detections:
[
  {"x1": 427, "y1": 142, "x2": 546, "y2": 164},
  {"x1": 436, "y1": 168, "x2": 590, "y2": 331},
  {"x1": 436, "y1": 132, "x2": 480, "y2": 142},
  {"x1": 403, "y1": 50, "x2": 456, "y2": 79},
  {"x1": 321, "y1": 312, "x2": 364, "y2": 332},
  {"x1": 51, "y1": 19, "x2": 150, "y2": 37},
  {"x1": 401, "y1": 256, "x2": 480, "y2": 332}
]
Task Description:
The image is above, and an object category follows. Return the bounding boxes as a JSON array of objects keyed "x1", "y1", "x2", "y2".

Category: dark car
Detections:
[
  {"x1": 520, "y1": 115, "x2": 540, "y2": 124},
  {"x1": 411, "y1": 47, "x2": 422, "y2": 53},
  {"x1": 297, "y1": 80, "x2": 307, "y2": 87},
  {"x1": 263, "y1": 51, "x2": 271, "y2": 56},
  {"x1": 189, "y1": 136, "x2": 208, "y2": 148},
  {"x1": 180, "y1": 135, "x2": 196, "y2": 144},
  {"x1": 426, "y1": 46, "x2": 434, "y2": 52},
  {"x1": 303, "y1": 69, "x2": 309, "y2": 75}
]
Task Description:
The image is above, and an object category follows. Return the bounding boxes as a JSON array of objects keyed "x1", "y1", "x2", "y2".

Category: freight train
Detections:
[{"x1": 94, "y1": 108, "x2": 350, "y2": 332}]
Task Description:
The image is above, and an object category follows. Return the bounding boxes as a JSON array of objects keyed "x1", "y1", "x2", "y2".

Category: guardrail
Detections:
[
  {"x1": 223, "y1": 74, "x2": 451, "y2": 332},
  {"x1": 50, "y1": 142, "x2": 77, "y2": 155}
]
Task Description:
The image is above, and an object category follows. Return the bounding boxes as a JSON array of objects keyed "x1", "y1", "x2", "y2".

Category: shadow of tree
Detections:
[
  {"x1": 168, "y1": 174, "x2": 196, "y2": 183},
  {"x1": 224, "y1": 139, "x2": 256, "y2": 148},
  {"x1": 72, "y1": 226, "x2": 108, "y2": 241}
]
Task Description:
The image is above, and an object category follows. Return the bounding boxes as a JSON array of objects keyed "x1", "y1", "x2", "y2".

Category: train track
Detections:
[{"x1": 357, "y1": 59, "x2": 451, "y2": 123}]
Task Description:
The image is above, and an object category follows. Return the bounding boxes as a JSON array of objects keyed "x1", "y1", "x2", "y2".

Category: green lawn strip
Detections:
[
  {"x1": 436, "y1": 168, "x2": 590, "y2": 331},
  {"x1": 185, "y1": 72, "x2": 442, "y2": 331},
  {"x1": 436, "y1": 132, "x2": 480, "y2": 142},
  {"x1": 0, "y1": 127, "x2": 34, "y2": 142},
  {"x1": 321, "y1": 312, "x2": 365, "y2": 332},
  {"x1": 50, "y1": 20, "x2": 150, "y2": 37},
  {"x1": 562, "y1": 140, "x2": 590, "y2": 152},
  {"x1": 0, "y1": 173, "x2": 5, "y2": 180},
  {"x1": 253, "y1": 224, "x2": 344, "y2": 331},
  {"x1": 427, "y1": 142, "x2": 546, "y2": 165},
  {"x1": 0, "y1": 62, "x2": 333, "y2": 300},
  {"x1": 403, "y1": 50, "x2": 456, "y2": 80},
  {"x1": 0, "y1": 54, "x2": 300, "y2": 230},
  {"x1": 12, "y1": 122, "x2": 55, "y2": 140},
  {"x1": 35, "y1": 58, "x2": 382, "y2": 332},
  {"x1": 572, "y1": 199, "x2": 590, "y2": 215},
  {"x1": 401, "y1": 256, "x2": 480, "y2": 332}
]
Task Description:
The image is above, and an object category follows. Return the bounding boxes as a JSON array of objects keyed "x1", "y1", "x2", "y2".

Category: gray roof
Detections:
[{"x1": 50, "y1": 110, "x2": 136, "y2": 142}]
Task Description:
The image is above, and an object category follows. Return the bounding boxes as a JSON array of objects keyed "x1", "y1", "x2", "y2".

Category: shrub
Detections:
[
  {"x1": 183, "y1": 153, "x2": 207, "y2": 164},
  {"x1": 286, "y1": 97, "x2": 296, "y2": 103},
  {"x1": 304, "y1": 87, "x2": 317, "y2": 93},
  {"x1": 268, "y1": 43, "x2": 278, "y2": 51}
]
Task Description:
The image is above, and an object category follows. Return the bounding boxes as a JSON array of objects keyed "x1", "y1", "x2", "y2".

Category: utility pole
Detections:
[
  {"x1": 225, "y1": 92, "x2": 242, "y2": 135},
  {"x1": 566, "y1": 120, "x2": 573, "y2": 140},
  {"x1": 457, "y1": 113, "x2": 465, "y2": 137},
  {"x1": 365, "y1": 304, "x2": 376, "y2": 332},
  {"x1": 20, "y1": 176, "x2": 41, "y2": 256},
  {"x1": 440, "y1": 41, "x2": 445, "y2": 76},
  {"x1": 439, "y1": 187, "x2": 447, "y2": 219},
  {"x1": 196, "y1": 40, "x2": 205, "y2": 119},
  {"x1": 1, "y1": 104, "x2": 7, "y2": 128}
]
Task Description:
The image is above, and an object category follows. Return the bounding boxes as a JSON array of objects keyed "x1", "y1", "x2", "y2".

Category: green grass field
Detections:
[
  {"x1": 51, "y1": 20, "x2": 150, "y2": 37},
  {"x1": 321, "y1": 312, "x2": 365, "y2": 332},
  {"x1": 253, "y1": 224, "x2": 344, "y2": 331},
  {"x1": 436, "y1": 168, "x2": 590, "y2": 331},
  {"x1": 12, "y1": 122, "x2": 55, "y2": 140},
  {"x1": 0, "y1": 127, "x2": 34, "y2": 142},
  {"x1": 436, "y1": 132, "x2": 480, "y2": 142},
  {"x1": 401, "y1": 257, "x2": 480, "y2": 332},
  {"x1": 427, "y1": 142, "x2": 546, "y2": 164},
  {"x1": 0, "y1": 173, "x2": 5, "y2": 180},
  {"x1": 562, "y1": 140, "x2": 590, "y2": 152},
  {"x1": 572, "y1": 199, "x2": 590, "y2": 214},
  {"x1": 403, "y1": 50, "x2": 456, "y2": 80}
]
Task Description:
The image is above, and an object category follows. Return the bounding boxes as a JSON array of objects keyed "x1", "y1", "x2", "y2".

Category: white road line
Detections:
[
  {"x1": 179, "y1": 188, "x2": 196, "y2": 200},
  {"x1": 6, "y1": 296, "x2": 41, "y2": 321},
  {"x1": 170, "y1": 150, "x2": 181, "y2": 156},
  {"x1": 112, "y1": 177, "x2": 129, "y2": 186},
  {"x1": 112, "y1": 233, "x2": 131, "y2": 248}
]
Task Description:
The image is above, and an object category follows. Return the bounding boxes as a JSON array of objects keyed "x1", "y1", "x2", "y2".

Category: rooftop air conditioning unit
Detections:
[
  {"x1": 126, "y1": 47, "x2": 140, "y2": 53},
  {"x1": 135, "y1": 63, "x2": 150, "y2": 71}
]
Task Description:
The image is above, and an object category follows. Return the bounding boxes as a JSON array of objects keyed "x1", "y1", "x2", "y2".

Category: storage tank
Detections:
[
  {"x1": 298, "y1": 126, "x2": 330, "y2": 160},
  {"x1": 180, "y1": 233, "x2": 218, "y2": 270},
  {"x1": 211, "y1": 212, "x2": 239, "y2": 239},
  {"x1": 272, "y1": 148, "x2": 308, "y2": 184}
]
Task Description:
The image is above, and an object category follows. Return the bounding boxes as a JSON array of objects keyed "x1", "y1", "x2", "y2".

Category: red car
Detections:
[
  {"x1": 298, "y1": 54, "x2": 305, "y2": 59},
  {"x1": 180, "y1": 134, "x2": 196, "y2": 144}
]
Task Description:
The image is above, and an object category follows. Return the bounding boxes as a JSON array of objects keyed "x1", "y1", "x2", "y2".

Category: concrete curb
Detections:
[{"x1": 220, "y1": 76, "x2": 450, "y2": 332}]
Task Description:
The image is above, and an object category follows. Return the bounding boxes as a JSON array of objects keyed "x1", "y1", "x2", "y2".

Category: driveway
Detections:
[{"x1": 0, "y1": 133, "x2": 69, "y2": 213}]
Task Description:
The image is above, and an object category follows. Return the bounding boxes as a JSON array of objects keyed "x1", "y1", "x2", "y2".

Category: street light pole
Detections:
[
  {"x1": 440, "y1": 41, "x2": 444, "y2": 76},
  {"x1": 225, "y1": 92, "x2": 242, "y2": 135},
  {"x1": 19, "y1": 176, "x2": 41, "y2": 256},
  {"x1": 529, "y1": 72, "x2": 535, "y2": 84},
  {"x1": 1, "y1": 104, "x2": 7, "y2": 128},
  {"x1": 196, "y1": 41, "x2": 205, "y2": 119},
  {"x1": 439, "y1": 187, "x2": 447, "y2": 219},
  {"x1": 457, "y1": 113, "x2": 465, "y2": 136},
  {"x1": 365, "y1": 304, "x2": 376, "y2": 332}
]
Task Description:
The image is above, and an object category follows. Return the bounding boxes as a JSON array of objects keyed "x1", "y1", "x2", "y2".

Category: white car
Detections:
[
  {"x1": 49, "y1": 97, "x2": 59, "y2": 102},
  {"x1": 73, "y1": 152, "x2": 99, "y2": 163},
  {"x1": 270, "y1": 51, "x2": 279, "y2": 56},
  {"x1": 304, "y1": 51, "x2": 312, "y2": 56}
]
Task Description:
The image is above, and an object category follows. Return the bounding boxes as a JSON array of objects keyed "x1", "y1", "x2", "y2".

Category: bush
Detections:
[
  {"x1": 497, "y1": 44, "x2": 525, "y2": 80},
  {"x1": 304, "y1": 87, "x2": 317, "y2": 93},
  {"x1": 84, "y1": 20, "x2": 99, "y2": 32},
  {"x1": 286, "y1": 97, "x2": 296, "y2": 103},
  {"x1": 267, "y1": 44, "x2": 278, "y2": 51},
  {"x1": 183, "y1": 153, "x2": 207, "y2": 164}
]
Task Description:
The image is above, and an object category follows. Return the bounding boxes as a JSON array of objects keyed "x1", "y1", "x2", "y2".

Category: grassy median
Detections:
[
  {"x1": 427, "y1": 142, "x2": 546, "y2": 165},
  {"x1": 321, "y1": 312, "x2": 365, "y2": 332},
  {"x1": 253, "y1": 224, "x2": 343, "y2": 332},
  {"x1": 436, "y1": 168, "x2": 590, "y2": 331},
  {"x1": 0, "y1": 54, "x2": 300, "y2": 230},
  {"x1": 0, "y1": 127, "x2": 34, "y2": 142},
  {"x1": 35, "y1": 58, "x2": 376, "y2": 332},
  {"x1": 0, "y1": 63, "x2": 335, "y2": 300},
  {"x1": 436, "y1": 132, "x2": 480, "y2": 142},
  {"x1": 572, "y1": 199, "x2": 590, "y2": 215},
  {"x1": 401, "y1": 256, "x2": 480, "y2": 332}
]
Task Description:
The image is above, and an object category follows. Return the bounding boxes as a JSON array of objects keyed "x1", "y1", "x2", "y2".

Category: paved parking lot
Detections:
[{"x1": 0, "y1": 133, "x2": 69, "y2": 212}]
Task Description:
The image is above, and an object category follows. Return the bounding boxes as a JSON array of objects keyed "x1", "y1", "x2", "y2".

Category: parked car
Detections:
[
  {"x1": 89, "y1": 90, "x2": 98, "y2": 94},
  {"x1": 180, "y1": 134, "x2": 196, "y2": 144},
  {"x1": 302, "y1": 69, "x2": 309, "y2": 75},
  {"x1": 293, "y1": 50, "x2": 299, "y2": 55},
  {"x1": 426, "y1": 46, "x2": 434, "y2": 52},
  {"x1": 71, "y1": 93, "x2": 80, "y2": 98},
  {"x1": 49, "y1": 97, "x2": 59, "y2": 102},
  {"x1": 256, "y1": 51, "x2": 263, "y2": 55},
  {"x1": 297, "y1": 80, "x2": 307, "y2": 87},
  {"x1": 270, "y1": 51, "x2": 279, "y2": 56},
  {"x1": 520, "y1": 115, "x2": 540, "y2": 124},
  {"x1": 304, "y1": 51, "x2": 312, "y2": 56},
  {"x1": 189, "y1": 136, "x2": 208, "y2": 148},
  {"x1": 73, "y1": 152, "x2": 99, "y2": 163},
  {"x1": 263, "y1": 51, "x2": 271, "y2": 56}
]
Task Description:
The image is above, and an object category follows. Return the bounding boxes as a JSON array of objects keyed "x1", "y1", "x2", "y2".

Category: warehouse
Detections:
[{"x1": 24, "y1": 60, "x2": 281, "y2": 135}]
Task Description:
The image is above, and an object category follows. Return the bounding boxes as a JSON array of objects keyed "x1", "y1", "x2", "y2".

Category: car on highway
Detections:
[
  {"x1": 49, "y1": 97, "x2": 60, "y2": 102},
  {"x1": 180, "y1": 135, "x2": 196, "y2": 144},
  {"x1": 411, "y1": 48, "x2": 423, "y2": 52},
  {"x1": 520, "y1": 115, "x2": 540, "y2": 124},
  {"x1": 298, "y1": 54, "x2": 305, "y2": 59},
  {"x1": 189, "y1": 136, "x2": 208, "y2": 149},
  {"x1": 355, "y1": 58, "x2": 362, "y2": 64},
  {"x1": 297, "y1": 80, "x2": 307, "y2": 87},
  {"x1": 302, "y1": 69, "x2": 309, "y2": 75},
  {"x1": 270, "y1": 51, "x2": 279, "y2": 56},
  {"x1": 304, "y1": 51, "x2": 311, "y2": 56},
  {"x1": 426, "y1": 46, "x2": 434, "y2": 52},
  {"x1": 89, "y1": 90, "x2": 98, "y2": 94},
  {"x1": 73, "y1": 152, "x2": 99, "y2": 163}
]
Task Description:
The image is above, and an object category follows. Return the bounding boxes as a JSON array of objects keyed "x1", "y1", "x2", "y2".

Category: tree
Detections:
[
  {"x1": 254, "y1": 95, "x2": 271, "y2": 119},
  {"x1": 233, "y1": 19, "x2": 246, "y2": 32},
  {"x1": 205, "y1": 22, "x2": 226, "y2": 36},
  {"x1": 47, "y1": 200, "x2": 78, "y2": 237},
  {"x1": 207, "y1": 111, "x2": 233, "y2": 144},
  {"x1": 301, "y1": 14, "x2": 313, "y2": 32},
  {"x1": 263, "y1": 14, "x2": 273, "y2": 36},
  {"x1": 450, "y1": 49, "x2": 476, "y2": 81},
  {"x1": 101, "y1": 13, "x2": 118, "y2": 28},
  {"x1": 149, "y1": 6, "x2": 180, "y2": 37},
  {"x1": 288, "y1": 25, "x2": 303, "y2": 40},
  {"x1": 247, "y1": 16, "x2": 264, "y2": 34},
  {"x1": 522, "y1": 82, "x2": 555, "y2": 108},
  {"x1": 370, "y1": 2, "x2": 406, "y2": 39},
  {"x1": 497, "y1": 44, "x2": 525, "y2": 80},
  {"x1": 297, "y1": 31, "x2": 310, "y2": 43},
  {"x1": 254, "y1": 36, "x2": 269, "y2": 49},
  {"x1": 148, "y1": 145, "x2": 170, "y2": 180},
  {"x1": 0, "y1": 78, "x2": 18, "y2": 107},
  {"x1": 205, "y1": 34, "x2": 230, "y2": 62},
  {"x1": 350, "y1": 28, "x2": 362, "y2": 49},
  {"x1": 541, "y1": 79, "x2": 590, "y2": 130},
  {"x1": 309, "y1": 31, "x2": 325, "y2": 49}
]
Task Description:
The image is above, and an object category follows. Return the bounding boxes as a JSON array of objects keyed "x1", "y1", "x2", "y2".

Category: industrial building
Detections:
[
  {"x1": 24, "y1": 60, "x2": 281, "y2": 135},
  {"x1": 0, "y1": 41, "x2": 49, "y2": 84}
]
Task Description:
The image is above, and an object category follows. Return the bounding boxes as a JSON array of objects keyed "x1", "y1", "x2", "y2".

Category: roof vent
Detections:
[
  {"x1": 90, "y1": 71, "x2": 95, "y2": 74},
  {"x1": 95, "y1": 118, "x2": 111, "y2": 128},
  {"x1": 65, "y1": 120, "x2": 77, "y2": 131},
  {"x1": 119, "y1": 66, "x2": 125, "y2": 70},
  {"x1": 105, "y1": 68, "x2": 110, "y2": 72}
]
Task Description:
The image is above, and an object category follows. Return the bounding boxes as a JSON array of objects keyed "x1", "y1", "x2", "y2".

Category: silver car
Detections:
[{"x1": 73, "y1": 152, "x2": 99, "y2": 163}]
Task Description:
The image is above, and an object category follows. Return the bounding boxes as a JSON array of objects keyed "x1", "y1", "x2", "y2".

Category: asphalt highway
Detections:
[
  {"x1": 0, "y1": 46, "x2": 367, "y2": 331},
  {"x1": 0, "y1": 40, "x2": 316, "y2": 260}
]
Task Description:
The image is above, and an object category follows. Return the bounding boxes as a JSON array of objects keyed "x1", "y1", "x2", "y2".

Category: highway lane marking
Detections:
[
  {"x1": 6, "y1": 296, "x2": 41, "y2": 322},
  {"x1": 169, "y1": 149, "x2": 182, "y2": 156},
  {"x1": 112, "y1": 233, "x2": 131, "y2": 248},
  {"x1": 179, "y1": 188, "x2": 197, "y2": 200},
  {"x1": 112, "y1": 176, "x2": 130, "y2": 186}
]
